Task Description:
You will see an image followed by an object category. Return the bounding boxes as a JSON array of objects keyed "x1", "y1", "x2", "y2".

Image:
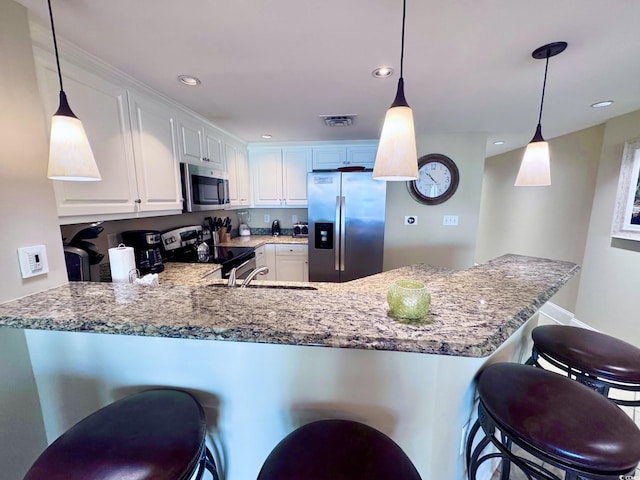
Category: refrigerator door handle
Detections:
[
  {"x1": 340, "y1": 196, "x2": 346, "y2": 272},
  {"x1": 335, "y1": 196, "x2": 340, "y2": 271}
]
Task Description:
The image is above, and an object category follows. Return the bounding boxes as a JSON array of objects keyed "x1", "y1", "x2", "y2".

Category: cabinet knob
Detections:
[{"x1": 135, "y1": 199, "x2": 142, "y2": 204}]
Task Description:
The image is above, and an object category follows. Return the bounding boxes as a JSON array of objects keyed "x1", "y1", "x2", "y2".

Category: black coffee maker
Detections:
[
  {"x1": 121, "y1": 230, "x2": 164, "y2": 274},
  {"x1": 271, "y1": 219, "x2": 281, "y2": 236}
]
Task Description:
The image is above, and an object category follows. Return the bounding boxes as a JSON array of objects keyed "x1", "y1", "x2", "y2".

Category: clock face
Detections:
[{"x1": 407, "y1": 154, "x2": 460, "y2": 205}]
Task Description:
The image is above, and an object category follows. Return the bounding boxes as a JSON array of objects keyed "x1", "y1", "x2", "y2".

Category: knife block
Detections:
[{"x1": 219, "y1": 232, "x2": 231, "y2": 243}]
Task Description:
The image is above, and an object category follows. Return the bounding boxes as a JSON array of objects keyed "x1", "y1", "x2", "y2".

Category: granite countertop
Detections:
[
  {"x1": 216, "y1": 234, "x2": 308, "y2": 248},
  {"x1": 0, "y1": 254, "x2": 578, "y2": 357}
]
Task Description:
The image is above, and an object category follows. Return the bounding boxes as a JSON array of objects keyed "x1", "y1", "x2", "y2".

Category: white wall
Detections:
[
  {"x1": 575, "y1": 109, "x2": 640, "y2": 344},
  {"x1": 0, "y1": 0, "x2": 65, "y2": 476},
  {"x1": 384, "y1": 133, "x2": 487, "y2": 271},
  {"x1": 475, "y1": 125, "x2": 603, "y2": 311}
]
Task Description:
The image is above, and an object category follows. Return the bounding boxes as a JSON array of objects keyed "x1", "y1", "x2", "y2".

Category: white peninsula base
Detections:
[{"x1": 24, "y1": 317, "x2": 536, "y2": 480}]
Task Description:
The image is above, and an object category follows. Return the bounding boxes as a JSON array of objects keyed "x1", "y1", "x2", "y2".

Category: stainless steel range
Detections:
[{"x1": 161, "y1": 225, "x2": 256, "y2": 279}]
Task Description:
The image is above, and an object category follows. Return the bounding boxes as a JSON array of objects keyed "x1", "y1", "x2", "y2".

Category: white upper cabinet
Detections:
[
  {"x1": 311, "y1": 142, "x2": 378, "y2": 170},
  {"x1": 178, "y1": 115, "x2": 226, "y2": 173},
  {"x1": 177, "y1": 115, "x2": 204, "y2": 164},
  {"x1": 226, "y1": 142, "x2": 251, "y2": 207},
  {"x1": 283, "y1": 148, "x2": 311, "y2": 205},
  {"x1": 35, "y1": 51, "x2": 139, "y2": 217},
  {"x1": 250, "y1": 147, "x2": 312, "y2": 207},
  {"x1": 127, "y1": 90, "x2": 182, "y2": 212},
  {"x1": 203, "y1": 127, "x2": 225, "y2": 172}
]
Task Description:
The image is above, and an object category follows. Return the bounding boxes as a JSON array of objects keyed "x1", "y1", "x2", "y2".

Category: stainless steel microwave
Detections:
[{"x1": 180, "y1": 162, "x2": 229, "y2": 212}]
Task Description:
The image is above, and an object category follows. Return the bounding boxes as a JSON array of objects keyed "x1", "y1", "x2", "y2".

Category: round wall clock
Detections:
[{"x1": 407, "y1": 153, "x2": 460, "y2": 205}]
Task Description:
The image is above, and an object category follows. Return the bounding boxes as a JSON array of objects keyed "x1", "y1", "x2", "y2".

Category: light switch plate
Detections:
[
  {"x1": 264, "y1": 214, "x2": 270, "y2": 223},
  {"x1": 18, "y1": 245, "x2": 49, "y2": 278}
]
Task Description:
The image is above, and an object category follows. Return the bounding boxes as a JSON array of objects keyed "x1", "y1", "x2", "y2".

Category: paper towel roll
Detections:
[{"x1": 108, "y1": 244, "x2": 136, "y2": 283}]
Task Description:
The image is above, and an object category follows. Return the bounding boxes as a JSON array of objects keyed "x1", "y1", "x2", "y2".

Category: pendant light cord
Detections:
[
  {"x1": 537, "y1": 52, "x2": 550, "y2": 126},
  {"x1": 47, "y1": 0, "x2": 64, "y2": 92},
  {"x1": 400, "y1": 0, "x2": 406, "y2": 80}
]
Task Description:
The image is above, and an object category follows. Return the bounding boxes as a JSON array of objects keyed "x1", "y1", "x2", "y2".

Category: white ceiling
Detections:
[{"x1": 15, "y1": 0, "x2": 640, "y2": 156}]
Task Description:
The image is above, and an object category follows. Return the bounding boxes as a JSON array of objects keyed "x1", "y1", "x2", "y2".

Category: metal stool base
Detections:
[
  {"x1": 526, "y1": 348, "x2": 640, "y2": 407},
  {"x1": 466, "y1": 403, "x2": 637, "y2": 480}
]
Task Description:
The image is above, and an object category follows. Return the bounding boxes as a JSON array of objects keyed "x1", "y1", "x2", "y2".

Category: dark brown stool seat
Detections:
[
  {"x1": 526, "y1": 325, "x2": 640, "y2": 405},
  {"x1": 257, "y1": 419, "x2": 422, "y2": 479},
  {"x1": 24, "y1": 389, "x2": 218, "y2": 480},
  {"x1": 466, "y1": 363, "x2": 640, "y2": 480}
]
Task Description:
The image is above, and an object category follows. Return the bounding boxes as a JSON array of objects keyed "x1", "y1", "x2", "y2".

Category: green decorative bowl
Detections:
[{"x1": 387, "y1": 279, "x2": 431, "y2": 322}]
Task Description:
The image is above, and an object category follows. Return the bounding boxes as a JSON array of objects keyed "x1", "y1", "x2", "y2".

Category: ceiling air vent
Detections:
[{"x1": 320, "y1": 114, "x2": 357, "y2": 127}]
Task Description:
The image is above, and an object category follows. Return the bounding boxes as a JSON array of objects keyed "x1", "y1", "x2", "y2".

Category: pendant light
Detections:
[
  {"x1": 46, "y1": 0, "x2": 101, "y2": 181},
  {"x1": 372, "y1": 0, "x2": 418, "y2": 181},
  {"x1": 514, "y1": 41, "x2": 567, "y2": 187}
]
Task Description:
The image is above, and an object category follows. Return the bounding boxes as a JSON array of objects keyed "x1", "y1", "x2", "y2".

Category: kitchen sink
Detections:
[{"x1": 210, "y1": 284, "x2": 317, "y2": 291}]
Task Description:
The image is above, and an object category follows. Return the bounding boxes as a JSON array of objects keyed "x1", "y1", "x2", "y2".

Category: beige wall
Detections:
[
  {"x1": 384, "y1": 132, "x2": 487, "y2": 271},
  {"x1": 475, "y1": 125, "x2": 603, "y2": 311},
  {"x1": 575, "y1": 109, "x2": 640, "y2": 343},
  {"x1": 0, "y1": 0, "x2": 63, "y2": 476}
]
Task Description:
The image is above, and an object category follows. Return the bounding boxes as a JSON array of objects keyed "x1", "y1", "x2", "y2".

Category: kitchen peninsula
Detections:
[{"x1": 0, "y1": 254, "x2": 578, "y2": 480}]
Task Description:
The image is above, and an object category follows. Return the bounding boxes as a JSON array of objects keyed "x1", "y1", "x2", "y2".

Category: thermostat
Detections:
[{"x1": 18, "y1": 245, "x2": 49, "y2": 279}]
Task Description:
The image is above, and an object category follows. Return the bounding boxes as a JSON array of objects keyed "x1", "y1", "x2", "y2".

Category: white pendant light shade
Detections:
[
  {"x1": 373, "y1": 104, "x2": 418, "y2": 180},
  {"x1": 515, "y1": 41, "x2": 567, "y2": 187},
  {"x1": 48, "y1": 108, "x2": 101, "y2": 181},
  {"x1": 514, "y1": 139, "x2": 550, "y2": 186},
  {"x1": 46, "y1": 0, "x2": 101, "y2": 182}
]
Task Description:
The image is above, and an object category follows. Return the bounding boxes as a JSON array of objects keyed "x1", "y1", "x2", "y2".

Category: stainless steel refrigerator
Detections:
[{"x1": 308, "y1": 171, "x2": 387, "y2": 282}]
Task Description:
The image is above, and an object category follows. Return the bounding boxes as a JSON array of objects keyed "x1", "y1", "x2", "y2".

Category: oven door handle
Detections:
[{"x1": 234, "y1": 258, "x2": 253, "y2": 271}]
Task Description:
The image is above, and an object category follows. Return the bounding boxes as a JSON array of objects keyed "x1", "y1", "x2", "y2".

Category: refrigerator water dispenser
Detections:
[{"x1": 314, "y1": 222, "x2": 334, "y2": 249}]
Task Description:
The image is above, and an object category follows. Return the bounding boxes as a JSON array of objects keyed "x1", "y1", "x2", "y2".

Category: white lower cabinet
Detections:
[
  {"x1": 255, "y1": 244, "x2": 276, "y2": 280},
  {"x1": 255, "y1": 244, "x2": 308, "y2": 282},
  {"x1": 275, "y1": 244, "x2": 309, "y2": 282}
]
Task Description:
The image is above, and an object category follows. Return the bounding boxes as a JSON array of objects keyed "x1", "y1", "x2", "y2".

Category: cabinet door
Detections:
[
  {"x1": 312, "y1": 146, "x2": 346, "y2": 170},
  {"x1": 255, "y1": 244, "x2": 276, "y2": 280},
  {"x1": 276, "y1": 256, "x2": 308, "y2": 282},
  {"x1": 251, "y1": 148, "x2": 283, "y2": 206},
  {"x1": 347, "y1": 145, "x2": 377, "y2": 168},
  {"x1": 236, "y1": 148, "x2": 251, "y2": 205},
  {"x1": 226, "y1": 143, "x2": 240, "y2": 205},
  {"x1": 275, "y1": 244, "x2": 308, "y2": 281},
  {"x1": 177, "y1": 115, "x2": 203, "y2": 163},
  {"x1": 282, "y1": 148, "x2": 311, "y2": 205},
  {"x1": 35, "y1": 52, "x2": 138, "y2": 216},
  {"x1": 128, "y1": 91, "x2": 182, "y2": 212},
  {"x1": 203, "y1": 128, "x2": 224, "y2": 172}
]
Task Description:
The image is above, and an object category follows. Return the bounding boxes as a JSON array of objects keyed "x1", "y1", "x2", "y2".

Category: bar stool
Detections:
[
  {"x1": 526, "y1": 324, "x2": 640, "y2": 406},
  {"x1": 466, "y1": 363, "x2": 640, "y2": 480},
  {"x1": 24, "y1": 388, "x2": 219, "y2": 480},
  {"x1": 257, "y1": 419, "x2": 422, "y2": 479}
]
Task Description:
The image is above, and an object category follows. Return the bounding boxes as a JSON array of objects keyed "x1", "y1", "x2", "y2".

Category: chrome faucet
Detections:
[
  {"x1": 227, "y1": 267, "x2": 238, "y2": 287},
  {"x1": 239, "y1": 266, "x2": 270, "y2": 288}
]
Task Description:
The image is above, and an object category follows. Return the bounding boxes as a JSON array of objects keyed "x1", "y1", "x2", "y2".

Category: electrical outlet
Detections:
[
  {"x1": 404, "y1": 216, "x2": 417, "y2": 225},
  {"x1": 292, "y1": 214, "x2": 298, "y2": 224},
  {"x1": 264, "y1": 214, "x2": 270, "y2": 223},
  {"x1": 443, "y1": 215, "x2": 459, "y2": 226}
]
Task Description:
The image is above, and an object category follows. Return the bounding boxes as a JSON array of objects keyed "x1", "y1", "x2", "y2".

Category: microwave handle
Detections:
[{"x1": 181, "y1": 163, "x2": 195, "y2": 212}]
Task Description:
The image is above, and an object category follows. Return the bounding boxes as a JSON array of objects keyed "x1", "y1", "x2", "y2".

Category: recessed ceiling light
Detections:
[
  {"x1": 493, "y1": 140, "x2": 505, "y2": 145},
  {"x1": 261, "y1": 134, "x2": 273, "y2": 139},
  {"x1": 177, "y1": 75, "x2": 201, "y2": 86},
  {"x1": 372, "y1": 67, "x2": 394, "y2": 78},
  {"x1": 591, "y1": 100, "x2": 613, "y2": 108}
]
